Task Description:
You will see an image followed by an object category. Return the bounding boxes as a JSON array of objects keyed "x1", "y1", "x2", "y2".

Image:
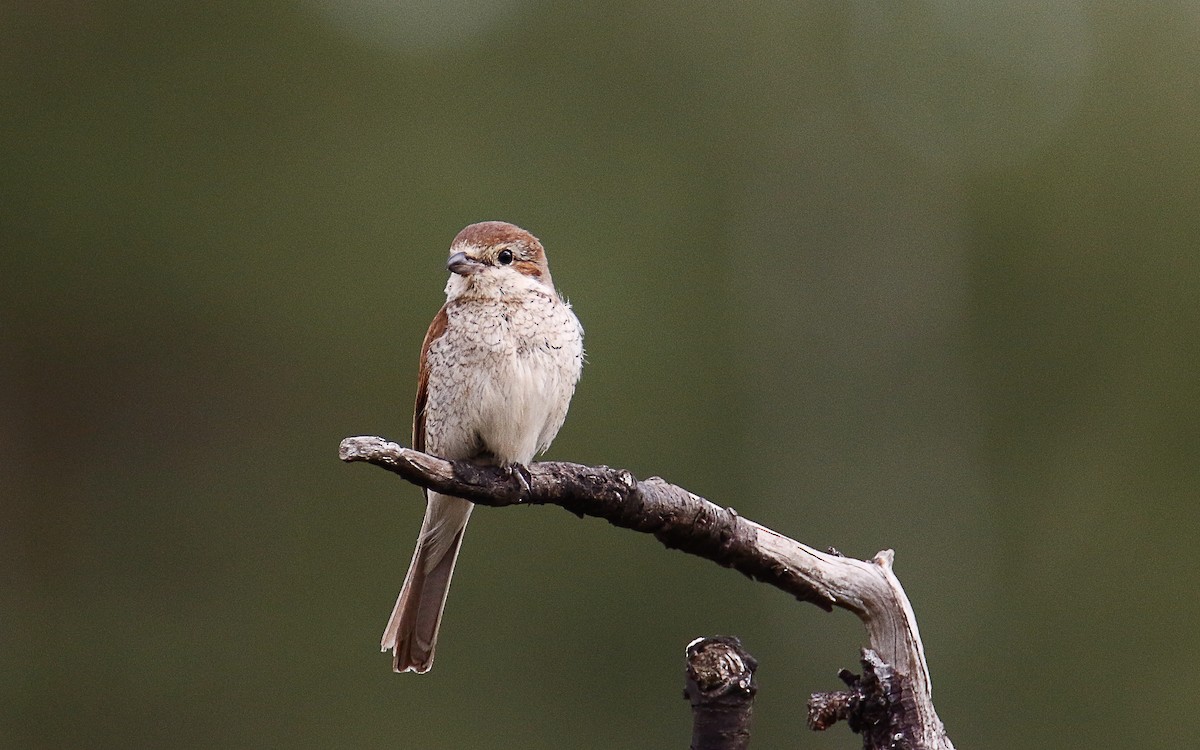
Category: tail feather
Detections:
[{"x1": 382, "y1": 494, "x2": 471, "y2": 673}]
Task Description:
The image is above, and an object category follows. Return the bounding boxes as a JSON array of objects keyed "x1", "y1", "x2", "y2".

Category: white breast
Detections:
[{"x1": 422, "y1": 289, "x2": 583, "y2": 466}]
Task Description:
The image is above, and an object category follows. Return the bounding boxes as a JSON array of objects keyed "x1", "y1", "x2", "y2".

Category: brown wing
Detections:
[{"x1": 412, "y1": 303, "x2": 449, "y2": 453}]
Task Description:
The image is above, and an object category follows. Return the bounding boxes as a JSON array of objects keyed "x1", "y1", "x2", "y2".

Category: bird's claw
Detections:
[{"x1": 504, "y1": 463, "x2": 533, "y2": 501}]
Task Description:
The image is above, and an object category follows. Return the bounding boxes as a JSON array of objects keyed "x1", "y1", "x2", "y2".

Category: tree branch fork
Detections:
[{"x1": 339, "y1": 435, "x2": 953, "y2": 750}]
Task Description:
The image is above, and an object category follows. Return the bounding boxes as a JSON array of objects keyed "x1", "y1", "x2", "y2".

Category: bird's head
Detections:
[{"x1": 444, "y1": 221, "x2": 554, "y2": 298}]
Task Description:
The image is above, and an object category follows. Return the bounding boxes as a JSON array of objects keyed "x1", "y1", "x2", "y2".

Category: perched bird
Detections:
[{"x1": 381, "y1": 221, "x2": 585, "y2": 673}]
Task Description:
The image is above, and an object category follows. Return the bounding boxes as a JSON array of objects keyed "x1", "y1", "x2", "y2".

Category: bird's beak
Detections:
[{"x1": 447, "y1": 251, "x2": 485, "y2": 276}]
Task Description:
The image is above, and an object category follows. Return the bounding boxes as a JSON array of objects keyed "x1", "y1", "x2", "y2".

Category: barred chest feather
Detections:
[{"x1": 421, "y1": 290, "x2": 584, "y2": 466}]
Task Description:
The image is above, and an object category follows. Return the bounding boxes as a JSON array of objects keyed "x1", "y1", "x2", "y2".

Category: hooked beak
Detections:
[{"x1": 447, "y1": 251, "x2": 485, "y2": 276}]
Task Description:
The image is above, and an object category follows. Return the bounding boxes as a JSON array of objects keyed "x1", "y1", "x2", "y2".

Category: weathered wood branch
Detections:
[{"x1": 339, "y1": 435, "x2": 954, "y2": 750}]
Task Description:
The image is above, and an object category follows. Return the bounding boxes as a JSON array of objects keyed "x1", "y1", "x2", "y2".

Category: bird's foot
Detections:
[{"x1": 503, "y1": 463, "x2": 533, "y2": 501}]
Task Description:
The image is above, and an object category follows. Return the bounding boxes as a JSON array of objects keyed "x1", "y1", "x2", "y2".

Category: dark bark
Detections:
[{"x1": 809, "y1": 649, "x2": 919, "y2": 750}]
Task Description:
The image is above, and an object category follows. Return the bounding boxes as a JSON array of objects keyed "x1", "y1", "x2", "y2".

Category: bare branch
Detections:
[{"x1": 339, "y1": 436, "x2": 954, "y2": 750}]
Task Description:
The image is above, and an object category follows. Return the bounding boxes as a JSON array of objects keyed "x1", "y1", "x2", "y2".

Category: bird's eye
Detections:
[{"x1": 497, "y1": 249, "x2": 514, "y2": 265}]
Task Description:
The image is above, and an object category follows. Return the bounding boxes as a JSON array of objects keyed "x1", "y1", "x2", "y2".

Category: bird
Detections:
[{"x1": 381, "y1": 221, "x2": 585, "y2": 673}]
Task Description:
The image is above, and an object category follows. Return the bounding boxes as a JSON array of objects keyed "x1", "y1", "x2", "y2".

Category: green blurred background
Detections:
[{"x1": 4, "y1": 2, "x2": 1198, "y2": 748}]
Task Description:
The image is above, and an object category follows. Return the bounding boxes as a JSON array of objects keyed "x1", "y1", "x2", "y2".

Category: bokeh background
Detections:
[{"x1": 4, "y1": 2, "x2": 1199, "y2": 748}]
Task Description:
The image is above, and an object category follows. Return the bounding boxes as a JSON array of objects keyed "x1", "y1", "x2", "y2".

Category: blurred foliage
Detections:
[{"x1": 3, "y1": 1, "x2": 1199, "y2": 748}]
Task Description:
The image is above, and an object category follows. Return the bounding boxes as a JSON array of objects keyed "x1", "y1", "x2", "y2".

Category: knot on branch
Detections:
[
  {"x1": 684, "y1": 636, "x2": 758, "y2": 750},
  {"x1": 807, "y1": 649, "x2": 913, "y2": 750},
  {"x1": 685, "y1": 635, "x2": 758, "y2": 698}
]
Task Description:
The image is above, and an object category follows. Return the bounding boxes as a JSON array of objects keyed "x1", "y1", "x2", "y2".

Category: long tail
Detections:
[{"x1": 381, "y1": 493, "x2": 473, "y2": 673}]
